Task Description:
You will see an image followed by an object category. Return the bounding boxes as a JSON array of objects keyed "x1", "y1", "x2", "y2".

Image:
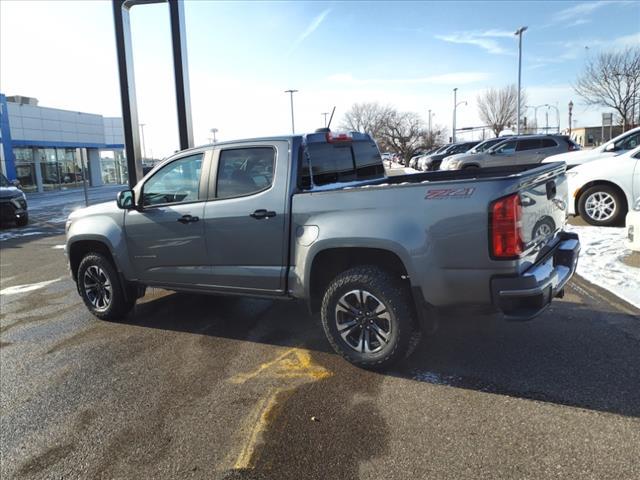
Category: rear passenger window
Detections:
[
  {"x1": 541, "y1": 139, "x2": 558, "y2": 148},
  {"x1": 517, "y1": 139, "x2": 541, "y2": 151},
  {"x1": 352, "y1": 142, "x2": 385, "y2": 180},
  {"x1": 307, "y1": 143, "x2": 356, "y2": 186},
  {"x1": 216, "y1": 147, "x2": 275, "y2": 199}
]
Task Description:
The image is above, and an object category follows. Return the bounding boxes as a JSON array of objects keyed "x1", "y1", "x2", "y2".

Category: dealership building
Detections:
[{"x1": 0, "y1": 93, "x2": 126, "y2": 192}]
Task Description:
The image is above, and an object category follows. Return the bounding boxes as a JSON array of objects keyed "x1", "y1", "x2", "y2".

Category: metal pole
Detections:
[
  {"x1": 545, "y1": 108, "x2": 549, "y2": 134},
  {"x1": 515, "y1": 26, "x2": 527, "y2": 135},
  {"x1": 139, "y1": 123, "x2": 147, "y2": 161},
  {"x1": 77, "y1": 148, "x2": 89, "y2": 207},
  {"x1": 322, "y1": 112, "x2": 328, "y2": 127},
  {"x1": 428, "y1": 109, "x2": 432, "y2": 144},
  {"x1": 452, "y1": 88, "x2": 457, "y2": 143},
  {"x1": 168, "y1": 0, "x2": 194, "y2": 150},
  {"x1": 285, "y1": 89, "x2": 297, "y2": 134}
]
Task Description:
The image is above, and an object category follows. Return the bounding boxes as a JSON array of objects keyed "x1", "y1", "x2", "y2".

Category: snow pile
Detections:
[{"x1": 566, "y1": 224, "x2": 640, "y2": 308}]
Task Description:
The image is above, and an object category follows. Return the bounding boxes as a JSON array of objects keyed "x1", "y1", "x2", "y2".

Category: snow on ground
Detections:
[{"x1": 566, "y1": 224, "x2": 640, "y2": 308}]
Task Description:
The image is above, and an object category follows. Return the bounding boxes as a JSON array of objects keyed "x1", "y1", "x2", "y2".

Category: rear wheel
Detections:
[
  {"x1": 578, "y1": 185, "x2": 626, "y2": 226},
  {"x1": 320, "y1": 266, "x2": 419, "y2": 370},
  {"x1": 77, "y1": 253, "x2": 135, "y2": 320}
]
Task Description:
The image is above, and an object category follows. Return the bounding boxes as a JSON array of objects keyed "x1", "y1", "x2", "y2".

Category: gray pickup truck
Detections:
[{"x1": 65, "y1": 129, "x2": 580, "y2": 369}]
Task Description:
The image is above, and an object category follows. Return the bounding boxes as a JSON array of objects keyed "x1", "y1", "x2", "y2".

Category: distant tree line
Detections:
[{"x1": 339, "y1": 102, "x2": 448, "y2": 161}]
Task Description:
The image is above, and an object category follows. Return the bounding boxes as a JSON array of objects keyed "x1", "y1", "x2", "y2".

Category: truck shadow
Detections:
[{"x1": 127, "y1": 289, "x2": 640, "y2": 419}]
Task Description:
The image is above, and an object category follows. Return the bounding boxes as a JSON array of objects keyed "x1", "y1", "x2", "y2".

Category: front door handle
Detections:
[
  {"x1": 177, "y1": 214, "x2": 199, "y2": 224},
  {"x1": 250, "y1": 209, "x2": 276, "y2": 220}
]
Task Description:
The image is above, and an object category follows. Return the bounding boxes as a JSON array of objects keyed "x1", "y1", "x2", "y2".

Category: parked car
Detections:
[
  {"x1": 567, "y1": 145, "x2": 640, "y2": 226},
  {"x1": 417, "y1": 143, "x2": 457, "y2": 170},
  {"x1": 66, "y1": 130, "x2": 579, "y2": 369},
  {"x1": 0, "y1": 173, "x2": 29, "y2": 227},
  {"x1": 421, "y1": 141, "x2": 480, "y2": 171},
  {"x1": 440, "y1": 137, "x2": 508, "y2": 170},
  {"x1": 408, "y1": 148, "x2": 438, "y2": 169},
  {"x1": 443, "y1": 135, "x2": 576, "y2": 170},
  {"x1": 626, "y1": 197, "x2": 640, "y2": 252},
  {"x1": 543, "y1": 127, "x2": 639, "y2": 168}
]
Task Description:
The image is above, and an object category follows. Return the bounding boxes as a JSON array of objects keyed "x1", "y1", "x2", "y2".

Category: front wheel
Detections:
[
  {"x1": 578, "y1": 185, "x2": 626, "y2": 226},
  {"x1": 77, "y1": 253, "x2": 135, "y2": 320},
  {"x1": 320, "y1": 266, "x2": 419, "y2": 370}
]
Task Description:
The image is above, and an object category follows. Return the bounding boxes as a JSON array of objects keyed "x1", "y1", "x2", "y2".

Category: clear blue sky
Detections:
[{"x1": 1, "y1": 0, "x2": 639, "y2": 157}]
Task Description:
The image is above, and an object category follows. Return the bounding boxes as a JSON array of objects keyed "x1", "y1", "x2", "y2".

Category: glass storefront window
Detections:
[
  {"x1": 13, "y1": 148, "x2": 37, "y2": 192},
  {"x1": 39, "y1": 148, "x2": 60, "y2": 191},
  {"x1": 56, "y1": 148, "x2": 87, "y2": 188},
  {"x1": 100, "y1": 150, "x2": 127, "y2": 185}
]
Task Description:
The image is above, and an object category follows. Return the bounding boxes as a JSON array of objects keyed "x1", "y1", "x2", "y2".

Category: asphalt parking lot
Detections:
[{"x1": 1, "y1": 189, "x2": 639, "y2": 479}]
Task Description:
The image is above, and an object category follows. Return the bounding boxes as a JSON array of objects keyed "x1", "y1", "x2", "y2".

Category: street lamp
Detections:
[
  {"x1": 514, "y1": 26, "x2": 528, "y2": 135},
  {"x1": 568, "y1": 101, "x2": 574, "y2": 136},
  {"x1": 284, "y1": 89, "x2": 298, "y2": 134},
  {"x1": 452, "y1": 88, "x2": 467, "y2": 143}
]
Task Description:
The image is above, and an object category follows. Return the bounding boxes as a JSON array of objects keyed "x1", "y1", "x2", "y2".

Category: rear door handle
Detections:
[
  {"x1": 177, "y1": 214, "x2": 199, "y2": 224},
  {"x1": 250, "y1": 209, "x2": 276, "y2": 219}
]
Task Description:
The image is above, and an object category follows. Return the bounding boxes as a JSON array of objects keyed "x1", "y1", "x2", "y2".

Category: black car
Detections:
[
  {"x1": 0, "y1": 173, "x2": 28, "y2": 227},
  {"x1": 422, "y1": 141, "x2": 480, "y2": 171}
]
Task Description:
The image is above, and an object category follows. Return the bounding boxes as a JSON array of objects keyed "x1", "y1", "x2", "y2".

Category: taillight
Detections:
[
  {"x1": 490, "y1": 193, "x2": 523, "y2": 259},
  {"x1": 326, "y1": 131, "x2": 352, "y2": 143}
]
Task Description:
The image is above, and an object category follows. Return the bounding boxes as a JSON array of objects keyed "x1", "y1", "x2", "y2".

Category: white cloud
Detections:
[
  {"x1": 288, "y1": 8, "x2": 331, "y2": 53},
  {"x1": 549, "y1": 0, "x2": 635, "y2": 26},
  {"x1": 435, "y1": 30, "x2": 515, "y2": 55}
]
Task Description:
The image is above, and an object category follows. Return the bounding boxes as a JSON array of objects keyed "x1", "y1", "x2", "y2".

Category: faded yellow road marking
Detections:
[
  {"x1": 229, "y1": 347, "x2": 332, "y2": 470},
  {"x1": 230, "y1": 347, "x2": 331, "y2": 384}
]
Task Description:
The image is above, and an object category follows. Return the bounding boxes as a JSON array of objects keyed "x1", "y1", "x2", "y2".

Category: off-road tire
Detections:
[
  {"x1": 320, "y1": 265, "x2": 419, "y2": 370},
  {"x1": 77, "y1": 253, "x2": 135, "y2": 320}
]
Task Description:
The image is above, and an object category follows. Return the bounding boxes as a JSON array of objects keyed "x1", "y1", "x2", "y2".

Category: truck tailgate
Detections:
[{"x1": 516, "y1": 163, "x2": 568, "y2": 272}]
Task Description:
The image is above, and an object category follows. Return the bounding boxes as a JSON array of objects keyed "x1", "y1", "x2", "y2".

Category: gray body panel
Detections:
[{"x1": 66, "y1": 134, "x2": 569, "y2": 311}]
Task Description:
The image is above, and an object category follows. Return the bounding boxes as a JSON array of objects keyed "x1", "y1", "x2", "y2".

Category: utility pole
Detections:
[
  {"x1": 428, "y1": 109, "x2": 433, "y2": 145},
  {"x1": 545, "y1": 108, "x2": 549, "y2": 133},
  {"x1": 139, "y1": 123, "x2": 147, "y2": 161},
  {"x1": 284, "y1": 89, "x2": 298, "y2": 134},
  {"x1": 321, "y1": 112, "x2": 329, "y2": 127},
  {"x1": 514, "y1": 26, "x2": 527, "y2": 135}
]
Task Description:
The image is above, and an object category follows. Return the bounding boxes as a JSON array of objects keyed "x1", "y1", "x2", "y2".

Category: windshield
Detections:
[
  {"x1": 472, "y1": 138, "x2": 502, "y2": 153},
  {"x1": 0, "y1": 173, "x2": 10, "y2": 187}
]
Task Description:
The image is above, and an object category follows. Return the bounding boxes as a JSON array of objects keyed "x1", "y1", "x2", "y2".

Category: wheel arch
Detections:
[
  {"x1": 68, "y1": 238, "x2": 117, "y2": 282},
  {"x1": 307, "y1": 246, "x2": 411, "y2": 314}
]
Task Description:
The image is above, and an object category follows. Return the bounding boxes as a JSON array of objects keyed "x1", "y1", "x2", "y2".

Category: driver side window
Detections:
[
  {"x1": 142, "y1": 154, "x2": 203, "y2": 206},
  {"x1": 616, "y1": 132, "x2": 640, "y2": 151}
]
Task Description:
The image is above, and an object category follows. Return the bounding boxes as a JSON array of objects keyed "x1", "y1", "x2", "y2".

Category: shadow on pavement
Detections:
[{"x1": 120, "y1": 288, "x2": 640, "y2": 419}]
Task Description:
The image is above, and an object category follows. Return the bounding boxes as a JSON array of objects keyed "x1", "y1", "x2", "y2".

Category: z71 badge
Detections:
[{"x1": 425, "y1": 187, "x2": 475, "y2": 200}]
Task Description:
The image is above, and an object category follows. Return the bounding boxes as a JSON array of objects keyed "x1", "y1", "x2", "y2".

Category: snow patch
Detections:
[{"x1": 566, "y1": 224, "x2": 640, "y2": 308}]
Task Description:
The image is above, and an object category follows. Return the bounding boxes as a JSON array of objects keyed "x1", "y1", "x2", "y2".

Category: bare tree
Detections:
[
  {"x1": 574, "y1": 48, "x2": 640, "y2": 130},
  {"x1": 380, "y1": 110, "x2": 426, "y2": 162},
  {"x1": 339, "y1": 102, "x2": 393, "y2": 140},
  {"x1": 421, "y1": 124, "x2": 449, "y2": 149},
  {"x1": 477, "y1": 85, "x2": 525, "y2": 137}
]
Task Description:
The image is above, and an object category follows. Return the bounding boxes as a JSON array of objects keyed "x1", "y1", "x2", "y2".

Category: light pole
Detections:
[
  {"x1": 210, "y1": 127, "x2": 218, "y2": 143},
  {"x1": 568, "y1": 101, "x2": 574, "y2": 136},
  {"x1": 321, "y1": 112, "x2": 329, "y2": 127},
  {"x1": 514, "y1": 26, "x2": 527, "y2": 135},
  {"x1": 139, "y1": 123, "x2": 147, "y2": 161},
  {"x1": 427, "y1": 109, "x2": 435, "y2": 145},
  {"x1": 284, "y1": 89, "x2": 298, "y2": 134},
  {"x1": 452, "y1": 89, "x2": 467, "y2": 143}
]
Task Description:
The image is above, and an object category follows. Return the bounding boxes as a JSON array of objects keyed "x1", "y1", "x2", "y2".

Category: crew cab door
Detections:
[
  {"x1": 202, "y1": 141, "x2": 290, "y2": 293},
  {"x1": 124, "y1": 151, "x2": 211, "y2": 285}
]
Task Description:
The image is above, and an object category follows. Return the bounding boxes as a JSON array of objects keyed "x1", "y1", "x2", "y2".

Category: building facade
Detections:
[
  {"x1": 0, "y1": 94, "x2": 126, "y2": 192},
  {"x1": 567, "y1": 125, "x2": 624, "y2": 148}
]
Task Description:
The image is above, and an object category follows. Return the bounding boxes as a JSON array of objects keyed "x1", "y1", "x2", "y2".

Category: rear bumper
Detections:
[{"x1": 491, "y1": 232, "x2": 580, "y2": 321}]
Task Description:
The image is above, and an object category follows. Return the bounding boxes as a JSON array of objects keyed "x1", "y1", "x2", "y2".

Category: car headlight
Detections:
[
  {"x1": 633, "y1": 197, "x2": 640, "y2": 211},
  {"x1": 65, "y1": 218, "x2": 73, "y2": 233},
  {"x1": 447, "y1": 160, "x2": 461, "y2": 170}
]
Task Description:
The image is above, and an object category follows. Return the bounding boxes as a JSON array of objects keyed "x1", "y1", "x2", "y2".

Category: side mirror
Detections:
[
  {"x1": 604, "y1": 143, "x2": 616, "y2": 152},
  {"x1": 488, "y1": 150, "x2": 496, "y2": 155},
  {"x1": 116, "y1": 189, "x2": 136, "y2": 210}
]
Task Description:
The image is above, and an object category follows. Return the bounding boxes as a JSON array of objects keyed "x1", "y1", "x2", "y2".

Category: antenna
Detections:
[{"x1": 327, "y1": 106, "x2": 336, "y2": 129}]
